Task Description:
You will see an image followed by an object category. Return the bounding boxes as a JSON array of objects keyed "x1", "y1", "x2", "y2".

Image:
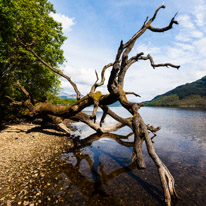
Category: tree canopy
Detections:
[{"x1": 0, "y1": 0, "x2": 66, "y2": 118}]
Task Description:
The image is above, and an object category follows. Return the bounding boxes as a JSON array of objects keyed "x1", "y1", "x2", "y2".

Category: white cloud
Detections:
[
  {"x1": 193, "y1": 37, "x2": 206, "y2": 55},
  {"x1": 176, "y1": 14, "x2": 204, "y2": 43},
  {"x1": 174, "y1": 43, "x2": 194, "y2": 51},
  {"x1": 193, "y1": 1, "x2": 206, "y2": 27},
  {"x1": 50, "y1": 13, "x2": 75, "y2": 32},
  {"x1": 64, "y1": 65, "x2": 96, "y2": 85},
  {"x1": 134, "y1": 44, "x2": 161, "y2": 56},
  {"x1": 177, "y1": 15, "x2": 195, "y2": 29},
  {"x1": 175, "y1": 33, "x2": 191, "y2": 42},
  {"x1": 191, "y1": 31, "x2": 204, "y2": 38},
  {"x1": 60, "y1": 64, "x2": 111, "y2": 96}
]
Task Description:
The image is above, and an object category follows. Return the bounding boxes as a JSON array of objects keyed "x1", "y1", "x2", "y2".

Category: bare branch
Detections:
[
  {"x1": 58, "y1": 123, "x2": 70, "y2": 134},
  {"x1": 71, "y1": 112, "x2": 128, "y2": 133},
  {"x1": 122, "y1": 4, "x2": 165, "y2": 52},
  {"x1": 12, "y1": 80, "x2": 36, "y2": 112},
  {"x1": 107, "y1": 61, "x2": 121, "y2": 94},
  {"x1": 151, "y1": 4, "x2": 165, "y2": 21},
  {"x1": 147, "y1": 124, "x2": 161, "y2": 133},
  {"x1": 100, "y1": 105, "x2": 132, "y2": 128},
  {"x1": 111, "y1": 8, "x2": 164, "y2": 89},
  {"x1": 115, "y1": 40, "x2": 124, "y2": 62},
  {"x1": 116, "y1": 5, "x2": 174, "y2": 87},
  {"x1": 17, "y1": 37, "x2": 81, "y2": 100},
  {"x1": 147, "y1": 124, "x2": 161, "y2": 142},
  {"x1": 15, "y1": 80, "x2": 30, "y2": 99},
  {"x1": 139, "y1": 54, "x2": 180, "y2": 69},
  {"x1": 90, "y1": 99, "x2": 99, "y2": 123},
  {"x1": 149, "y1": 12, "x2": 178, "y2": 32},
  {"x1": 139, "y1": 115, "x2": 178, "y2": 204},
  {"x1": 95, "y1": 70, "x2": 99, "y2": 83},
  {"x1": 100, "y1": 106, "x2": 108, "y2": 127},
  {"x1": 90, "y1": 63, "x2": 113, "y2": 93},
  {"x1": 141, "y1": 16, "x2": 149, "y2": 29},
  {"x1": 118, "y1": 52, "x2": 144, "y2": 86},
  {"x1": 128, "y1": 52, "x2": 144, "y2": 64},
  {"x1": 6, "y1": 96, "x2": 23, "y2": 106},
  {"x1": 131, "y1": 103, "x2": 146, "y2": 169},
  {"x1": 125, "y1": 92, "x2": 141, "y2": 97},
  {"x1": 96, "y1": 63, "x2": 113, "y2": 87}
]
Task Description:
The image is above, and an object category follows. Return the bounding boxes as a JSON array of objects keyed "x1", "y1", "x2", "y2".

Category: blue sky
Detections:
[{"x1": 50, "y1": 0, "x2": 206, "y2": 101}]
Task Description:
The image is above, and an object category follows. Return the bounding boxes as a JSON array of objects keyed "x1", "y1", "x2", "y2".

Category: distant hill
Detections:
[{"x1": 144, "y1": 76, "x2": 206, "y2": 108}]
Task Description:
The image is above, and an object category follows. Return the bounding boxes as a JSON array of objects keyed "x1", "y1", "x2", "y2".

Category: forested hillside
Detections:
[{"x1": 144, "y1": 76, "x2": 206, "y2": 108}]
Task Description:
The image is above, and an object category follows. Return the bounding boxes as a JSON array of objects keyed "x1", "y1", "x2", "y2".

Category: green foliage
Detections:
[
  {"x1": 145, "y1": 76, "x2": 206, "y2": 108},
  {"x1": 0, "y1": 0, "x2": 67, "y2": 119},
  {"x1": 154, "y1": 76, "x2": 206, "y2": 100},
  {"x1": 146, "y1": 94, "x2": 179, "y2": 106}
]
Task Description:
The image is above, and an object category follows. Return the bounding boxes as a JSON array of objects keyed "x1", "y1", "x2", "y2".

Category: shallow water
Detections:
[
  {"x1": 55, "y1": 107, "x2": 206, "y2": 206},
  {"x1": 18, "y1": 107, "x2": 206, "y2": 206}
]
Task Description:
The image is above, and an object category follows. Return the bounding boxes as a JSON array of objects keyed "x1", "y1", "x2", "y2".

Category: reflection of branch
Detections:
[
  {"x1": 68, "y1": 132, "x2": 134, "y2": 153},
  {"x1": 61, "y1": 158, "x2": 122, "y2": 205},
  {"x1": 61, "y1": 133, "x2": 131, "y2": 204},
  {"x1": 61, "y1": 132, "x2": 163, "y2": 205}
]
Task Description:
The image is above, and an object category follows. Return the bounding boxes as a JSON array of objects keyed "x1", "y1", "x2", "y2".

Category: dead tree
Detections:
[{"x1": 9, "y1": 4, "x2": 180, "y2": 206}]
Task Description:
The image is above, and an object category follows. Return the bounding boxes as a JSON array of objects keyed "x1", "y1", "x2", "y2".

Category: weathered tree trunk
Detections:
[{"x1": 8, "y1": 4, "x2": 180, "y2": 206}]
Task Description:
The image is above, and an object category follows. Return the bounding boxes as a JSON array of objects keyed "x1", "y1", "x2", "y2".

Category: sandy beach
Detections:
[{"x1": 0, "y1": 122, "x2": 73, "y2": 206}]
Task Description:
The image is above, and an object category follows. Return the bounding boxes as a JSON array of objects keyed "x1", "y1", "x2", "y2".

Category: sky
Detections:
[{"x1": 49, "y1": 0, "x2": 206, "y2": 101}]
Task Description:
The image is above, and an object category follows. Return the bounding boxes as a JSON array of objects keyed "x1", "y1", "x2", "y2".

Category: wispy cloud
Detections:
[
  {"x1": 50, "y1": 13, "x2": 75, "y2": 32},
  {"x1": 193, "y1": 0, "x2": 206, "y2": 27}
]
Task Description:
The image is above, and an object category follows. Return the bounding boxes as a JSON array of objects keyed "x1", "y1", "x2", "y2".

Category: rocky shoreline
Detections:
[{"x1": 0, "y1": 123, "x2": 73, "y2": 206}]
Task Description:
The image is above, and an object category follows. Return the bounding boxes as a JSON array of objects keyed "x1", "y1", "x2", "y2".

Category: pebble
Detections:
[{"x1": 0, "y1": 123, "x2": 72, "y2": 204}]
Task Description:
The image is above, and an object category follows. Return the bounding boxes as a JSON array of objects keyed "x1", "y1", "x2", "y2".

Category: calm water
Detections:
[
  {"x1": 28, "y1": 107, "x2": 206, "y2": 205},
  {"x1": 55, "y1": 107, "x2": 206, "y2": 206}
]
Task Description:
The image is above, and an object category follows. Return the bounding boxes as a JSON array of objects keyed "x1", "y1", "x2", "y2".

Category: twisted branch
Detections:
[
  {"x1": 139, "y1": 54, "x2": 180, "y2": 69},
  {"x1": 125, "y1": 92, "x2": 141, "y2": 97},
  {"x1": 148, "y1": 12, "x2": 178, "y2": 32},
  {"x1": 17, "y1": 37, "x2": 81, "y2": 100},
  {"x1": 90, "y1": 63, "x2": 114, "y2": 93}
]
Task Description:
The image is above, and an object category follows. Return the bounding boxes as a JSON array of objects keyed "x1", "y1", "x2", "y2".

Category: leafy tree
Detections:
[{"x1": 0, "y1": 0, "x2": 66, "y2": 118}]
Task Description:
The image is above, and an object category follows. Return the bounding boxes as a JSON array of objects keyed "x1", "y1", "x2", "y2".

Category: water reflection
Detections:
[
  {"x1": 20, "y1": 107, "x2": 206, "y2": 205},
  {"x1": 60, "y1": 132, "x2": 165, "y2": 205},
  {"x1": 57, "y1": 107, "x2": 206, "y2": 206}
]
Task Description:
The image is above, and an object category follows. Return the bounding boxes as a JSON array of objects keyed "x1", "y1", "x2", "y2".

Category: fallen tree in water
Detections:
[{"x1": 8, "y1": 4, "x2": 180, "y2": 206}]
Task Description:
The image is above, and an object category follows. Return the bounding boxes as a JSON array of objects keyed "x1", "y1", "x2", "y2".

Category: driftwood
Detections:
[{"x1": 8, "y1": 4, "x2": 180, "y2": 206}]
